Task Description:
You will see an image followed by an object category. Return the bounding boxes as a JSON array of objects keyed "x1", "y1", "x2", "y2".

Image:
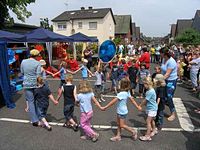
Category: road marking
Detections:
[
  {"x1": 173, "y1": 98, "x2": 195, "y2": 132},
  {"x1": 0, "y1": 118, "x2": 199, "y2": 132}
]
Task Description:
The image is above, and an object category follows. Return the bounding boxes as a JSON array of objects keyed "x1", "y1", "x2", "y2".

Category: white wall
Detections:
[{"x1": 52, "y1": 11, "x2": 115, "y2": 44}]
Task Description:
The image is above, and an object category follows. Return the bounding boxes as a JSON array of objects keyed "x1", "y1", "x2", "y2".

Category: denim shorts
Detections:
[
  {"x1": 130, "y1": 82, "x2": 137, "y2": 89},
  {"x1": 37, "y1": 106, "x2": 48, "y2": 119},
  {"x1": 117, "y1": 114, "x2": 127, "y2": 119}
]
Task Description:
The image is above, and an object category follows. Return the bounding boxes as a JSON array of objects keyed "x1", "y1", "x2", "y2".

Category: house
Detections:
[
  {"x1": 114, "y1": 15, "x2": 132, "y2": 43},
  {"x1": 192, "y1": 10, "x2": 200, "y2": 32},
  {"x1": 135, "y1": 26, "x2": 140, "y2": 42},
  {"x1": 132, "y1": 23, "x2": 136, "y2": 41},
  {"x1": 175, "y1": 19, "x2": 193, "y2": 37},
  {"x1": 52, "y1": 7, "x2": 116, "y2": 44},
  {"x1": 170, "y1": 24, "x2": 176, "y2": 38}
]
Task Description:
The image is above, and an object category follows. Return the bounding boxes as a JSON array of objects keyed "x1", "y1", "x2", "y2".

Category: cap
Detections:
[
  {"x1": 30, "y1": 49, "x2": 40, "y2": 56},
  {"x1": 40, "y1": 59, "x2": 46, "y2": 66}
]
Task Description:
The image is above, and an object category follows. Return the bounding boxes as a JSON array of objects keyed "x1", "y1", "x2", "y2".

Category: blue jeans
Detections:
[
  {"x1": 24, "y1": 89, "x2": 39, "y2": 123},
  {"x1": 166, "y1": 79, "x2": 177, "y2": 113}
]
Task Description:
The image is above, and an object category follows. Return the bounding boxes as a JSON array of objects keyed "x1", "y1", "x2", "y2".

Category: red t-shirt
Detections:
[{"x1": 139, "y1": 52, "x2": 150, "y2": 69}]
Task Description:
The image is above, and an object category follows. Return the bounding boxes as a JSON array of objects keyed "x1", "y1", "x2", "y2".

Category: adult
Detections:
[
  {"x1": 20, "y1": 49, "x2": 41, "y2": 126},
  {"x1": 127, "y1": 42, "x2": 135, "y2": 56},
  {"x1": 155, "y1": 45, "x2": 161, "y2": 64},
  {"x1": 139, "y1": 47, "x2": 150, "y2": 69},
  {"x1": 160, "y1": 49, "x2": 178, "y2": 121},
  {"x1": 150, "y1": 45, "x2": 155, "y2": 63},
  {"x1": 83, "y1": 46, "x2": 93, "y2": 70},
  {"x1": 117, "y1": 43, "x2": 124, "y2": 60}
]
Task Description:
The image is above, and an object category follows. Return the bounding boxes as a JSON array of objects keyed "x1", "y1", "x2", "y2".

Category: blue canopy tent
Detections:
[
  {"x1": 69, "y1": 32, "x2": 98, "y2": 59},
  {"x1": 25, "y1": 28, "x2": 73, "y2": 42},
  {"x1": 69, "y1": 32, "x2": 98, "y2": 42},
  {"x1": 0, "y1": 30, "x2": 26, "y2": 108},
  {"x1": 25, "y1": 28, "x2": 73, "y2": 65}
]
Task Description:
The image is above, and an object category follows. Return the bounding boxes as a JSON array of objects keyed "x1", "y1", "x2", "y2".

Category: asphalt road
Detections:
[{"x1": 0, "y1": 66, "x2": 200, "y2": 150}]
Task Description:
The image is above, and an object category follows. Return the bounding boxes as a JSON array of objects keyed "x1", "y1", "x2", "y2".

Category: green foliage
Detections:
[
  {"x1": 40, "y1": 18, "x2": 53, "y2": 31},
  {"x1": 89, "y1": 43, "x2": 98, "y2": 54},
  {"x1": 113, "y1": 37, "x2": 122, "y2": 45},
  {"x1": 0, "y1": 0, "x2": 35, "y2": 29},
  {"x1": 175, "y1": 28, "x2": 200, "y2": 45}
]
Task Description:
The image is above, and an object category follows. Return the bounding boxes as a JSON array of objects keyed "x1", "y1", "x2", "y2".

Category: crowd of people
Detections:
[{"x1": 20, "y1": 42, "x2": 200, "y2": 142}]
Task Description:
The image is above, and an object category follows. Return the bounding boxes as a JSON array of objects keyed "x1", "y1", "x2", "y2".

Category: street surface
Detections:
[{"x1": 0, "y1": 66, "x2": 200, "y2": 150}]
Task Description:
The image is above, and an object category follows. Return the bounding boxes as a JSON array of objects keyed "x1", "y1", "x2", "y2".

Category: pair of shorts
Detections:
[
  {"x1": 117, "y1": 114, "x2": 127, "y2": 119},
  {"x1": 130, "y1": 82, "x2": 137, "y2": 89},
  {"x1": 60, "y1": 80, "x2": 66, "y2": 87},
  {"x1": 146, "y1": 111, "x2": 157, "y2": 117},
  {"x1": 112, "y1": 79, "x2": 118, "y2": 87},
  {"x1": 37, "y1": 106, "x2": 48, "y2": 119},
  {"x1": 64, "y1": 105, "x2": 74, "y2": 121}
]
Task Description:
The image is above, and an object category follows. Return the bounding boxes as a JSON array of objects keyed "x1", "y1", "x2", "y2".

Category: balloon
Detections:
[{"x1": 99, "y1": 40, "x2": 116, "y2": 63}]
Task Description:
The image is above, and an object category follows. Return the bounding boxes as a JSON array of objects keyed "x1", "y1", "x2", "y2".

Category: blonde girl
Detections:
[
  {"x1": 77, "y1": 81, "x2": 103, "y2": 142},
  {"x1": 139, "y1": 77, "x2": 158, "y2": 141},
  {"x1": 102, "y1": 78, "x2": 140, "y2": 142}
]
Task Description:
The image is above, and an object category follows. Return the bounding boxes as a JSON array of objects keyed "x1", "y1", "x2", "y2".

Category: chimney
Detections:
[
  {"x1": 81, "y1": 7, "x2": 85, "y2": 10},
  {"x1": 88, "y1": 6, "x2": 93, "y2": 10}
]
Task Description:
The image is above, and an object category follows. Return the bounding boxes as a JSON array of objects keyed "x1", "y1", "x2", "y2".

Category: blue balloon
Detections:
[{"x1": 99, "y1": 40, "x2": 116, "y2": 63}]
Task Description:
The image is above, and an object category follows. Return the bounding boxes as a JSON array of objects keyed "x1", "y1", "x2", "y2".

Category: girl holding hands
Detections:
[{"x1": 102, "y1": 78, "x2": 141, "y2": 142}]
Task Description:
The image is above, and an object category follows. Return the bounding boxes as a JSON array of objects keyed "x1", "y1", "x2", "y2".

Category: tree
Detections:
[
  {"x1": 175, "y1": 28, "x2": 200, "y2": 45},
  {"x1": 0, "y1": 0, "x2": 35, "y2": 29},
  {"x1": 40, "y1": 18, "x2": 53, "y2": 31}
]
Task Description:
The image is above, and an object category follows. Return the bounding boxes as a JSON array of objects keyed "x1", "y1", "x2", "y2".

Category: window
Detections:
[
  {"x1": 78, "y1": 22, "x2": 82, "y2": 29},
  {"x1": 89, "y1": 22, "x2": 97, "y2": 29},
  {"x1": 57, "y1": 23, "x2": 66, "y2": 30}
]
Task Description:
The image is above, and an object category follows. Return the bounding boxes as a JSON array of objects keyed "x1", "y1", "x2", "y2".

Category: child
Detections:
[
  {"x1": 73, "y1": 59, "x2": 93, "y2": 80},
  {"x1": 117, "y1": 65, "x2": 128, "y2": 89},
  {"x1": 102, "y1": 78, "x2": 141, "y2": 142},
  {"x1": 151, "y1": 66, "x2": 161, "y2": 81},
  {"x1": 94, "y1": 60, "x2": 105, "y2": 103},
  {"x1": 138, "y1": 63, "x2": 150, "y2": 98},
  {"x1": 110, "y1": 60, "x2": 119, "y2": 95},
  {"x1": 34, "y1": 77, "x2": 58, "y2": 131},
  {"x1": 53, "y1": 61, "x2": 74, "y2": 87},
  {"x1": 189, "y1": 53, "x2": 200, "y2": 92},
  {"x1": 127, "y1": 59, "x2": 138, "y2": 97},
  {"x1": 77, "y1": 81, "x2": 103, "y2": 142},
  {"x1": 177, "y1": 57, "x2": 186, "y2": 82},
  {"x1": 153, "y1": 74, "x2": 166, "y2": 130},
  {"x1": 139, "y1": 77, "x2": 158, "y2": 141},
  {"x1": 40, "y1": 59, "x2": 54, "y2": 86},
  {"x1": 57, "y1": 74, "x2": 79, "y2": 131}
]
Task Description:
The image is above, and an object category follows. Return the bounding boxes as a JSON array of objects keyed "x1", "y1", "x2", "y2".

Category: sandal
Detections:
[
  {"x1": 92, "y1": 133, "x2": 99, "y2": 142},
  {"x1": 139, "y1": 135, "x2": 152, "y2": 141},
  {"x1": 110, "y1": 136, "x2": 121, "y2": 142},
  {"x1": 150, "y1": 129, "x2": 158, "y2": 137}
]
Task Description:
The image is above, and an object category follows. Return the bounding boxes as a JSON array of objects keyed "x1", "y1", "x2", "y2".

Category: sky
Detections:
[{"x1": 11, "y1": 0, "x2": 200, "y2": 37}]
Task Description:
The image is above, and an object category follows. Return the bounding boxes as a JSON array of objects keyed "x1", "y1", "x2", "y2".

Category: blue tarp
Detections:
[
  {"x1": 69, "y1": 32, "x2": 98, "y2": 42},
  {"x1": 0, "y1": 42, "x2": 16, "y2": 108},
  {"x1": 25, "y1": 28, "x2": 73, "y2": 42},
  {"x1": 0, "y1": 30, "x2": 26, "y2": 42}
]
